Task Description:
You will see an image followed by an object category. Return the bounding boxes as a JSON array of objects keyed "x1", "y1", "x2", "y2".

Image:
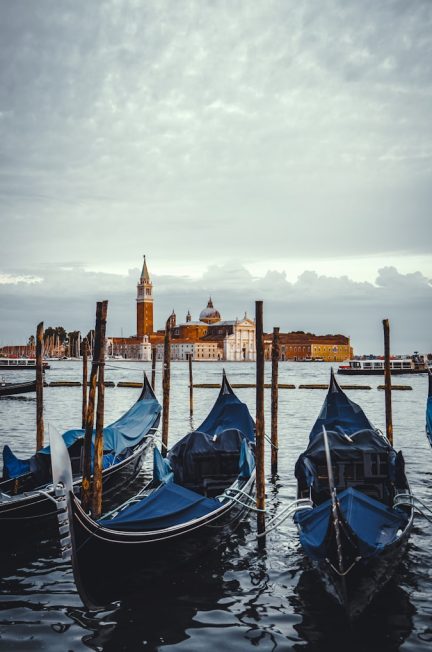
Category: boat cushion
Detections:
[{"x1": 98, "y1": 482, "x2": 220, "y2": 532}]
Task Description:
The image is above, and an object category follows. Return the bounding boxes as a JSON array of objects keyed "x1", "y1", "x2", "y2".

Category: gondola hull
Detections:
[
  {"x1": 315, "y1": 508, "x2": 413, "y2": 620},
  {"x1": 66, "y1": 472, "x2": 255, "y2": 608},
  {"x1": 0, "y1": 432, "x2": 157, "y2": 539}
]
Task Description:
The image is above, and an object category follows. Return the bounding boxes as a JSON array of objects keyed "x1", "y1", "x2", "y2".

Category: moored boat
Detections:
[
  {"x1": 0, "y1": 374, "x2": 161, "y2": 540},
  {"x1": 338, "y1": 356, "x2": 429, "y2": 375},
  {"x1": 0, "y1": 379, "x2": 37, "y2": 397},
  {"x1": 50, "y1": 372, "x2": 256, "y2": 608},
  {"x1": 293, "y1": 370, "x2": 413, "y2": 619},
  {"x1": 0, "y1": 357, "x2": 50, "y2": 371}
]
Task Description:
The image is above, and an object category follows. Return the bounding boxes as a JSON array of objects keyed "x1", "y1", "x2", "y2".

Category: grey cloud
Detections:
[
  {"x1": 0, "y1": 263, "x2": 430, "y2": 354},
  {"x1": 1, "y1": 0, "x2": 432, "y2": 270}
]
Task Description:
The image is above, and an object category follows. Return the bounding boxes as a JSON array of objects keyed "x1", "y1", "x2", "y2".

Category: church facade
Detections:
[{"x1": 107, "y1": 257, "x2": 351, "y2": 363}]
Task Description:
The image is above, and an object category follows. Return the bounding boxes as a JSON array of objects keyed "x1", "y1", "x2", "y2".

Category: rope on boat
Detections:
[
  {"x1": 394, "y1": 492, "x2": 432, "y2": 525},
  {"x1": 256, "y1": 498, "x2": 313, "y2": 538},
  {"x1": 264, "y1": 432, "x2": 278, "y2": 450},
  {"x1": 327, "y1": 557, "x2": 361, "y2": 577},
  {"x1": 217, "y1": 487, "x2": 266, "y2": 512}
]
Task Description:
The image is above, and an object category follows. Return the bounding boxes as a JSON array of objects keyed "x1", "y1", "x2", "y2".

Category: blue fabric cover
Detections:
[
  {"x1": 168, "y1": 428, "x2": 247, "y2": 484},
  {"x1": 40, "y1": 395, "x2": 161, "y2": 456},
  {"x1": 153, "y1": 447, "x2": 174, "y2": 483},
  {"x1": 309, "y1": 370, "x2": 374, "y2": 440},
  {"x1": 3, "y1": 391, "x2": 161, "y2": 479},
  {"x1": 294, "y1": 487, "x2": 407, "y2": 561},
  {"x1": 197, "y1": 387, "x2": 255, "y2": 442},
  {"x1": 2, "y1": 445, "x2": 30, "y2": 478},
  {"x1": 98, "y1": 482, "x2": 220, "y2": 531},
  {"x1": 239, "y1": 438, "x2": 255, "y2": 479}
]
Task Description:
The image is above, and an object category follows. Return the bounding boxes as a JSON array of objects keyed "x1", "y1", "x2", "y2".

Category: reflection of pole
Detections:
[
  {"x1": 255, "y1": 300, "x2": 265, "y2": 535},
  {"x1": 91, "y1": 300, "x2": 108, "y2": 519},
  {"x1": 271, "y1": 327, "x2": 279, "y2": 476},
  {"x1": 383, "y1": 318, "x2": 393, "y2": 445},
  {"x1": 161, "y1": 318, "x2": 171, "y2": 457},
  {"x1": 188, "y1": 352, "x2": 194, "y2": 417},
  {"x1": 36, "y1": 322, "x2": 44, "y2": 451}
]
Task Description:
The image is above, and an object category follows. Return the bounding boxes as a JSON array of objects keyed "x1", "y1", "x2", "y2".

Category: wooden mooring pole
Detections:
[
  {"x1": 82, "y1": 337, "x2": 88, "y2": 429},
  {"x1": 161, "y1": 318, "x2": 171, "y2": 457},
  {"x1": 383, "y1": 318, "x2": 393, "y2": 445},
  {"x1": 188, "y1": 353, "x2": 194, "y2": 418},
  {"x1": 81, "y1": 302, "x2": 104, "y2": 513},
  {"x1": 151, "y1": 346, "x2": 157, "y2": 390},
  {"x1": 255, "y1": 300, "x2": 266, "y2": 534},
  {"x1": 271, "y1": 327, "x2": 280, "y2": 476},
  {"x1": 36, "y1": 322, "x2": 44, "y2": 451},
  {"x1": 91, "y1": 300, "x2": 108, "y2": 519}
]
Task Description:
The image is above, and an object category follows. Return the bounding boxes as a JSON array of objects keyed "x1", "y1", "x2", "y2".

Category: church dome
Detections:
[{"x1": 199, "y1": 298, "x2": 221, "y2": 324}]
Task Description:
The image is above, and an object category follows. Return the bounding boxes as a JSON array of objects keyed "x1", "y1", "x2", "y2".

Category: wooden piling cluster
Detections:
[
  {"x1": 81, "y1": 300, "x2": 108, "y2": 517},
  {"x1": 271, "y1": 327, "x2": 280, "y2": 476},
  {"x1": 383, "y1": 319, "x2": 393, "y2": 445}
]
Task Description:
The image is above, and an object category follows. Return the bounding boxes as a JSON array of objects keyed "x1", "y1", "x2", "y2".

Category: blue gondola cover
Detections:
[
  {"x1": 294, "y1": 487, "x2": 408, "y2": 561},
  {"x1": 98, "y1": 482, "x2": 221, "y2": 531}
]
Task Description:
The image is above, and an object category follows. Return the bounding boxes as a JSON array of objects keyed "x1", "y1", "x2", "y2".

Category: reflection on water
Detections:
[{"x1": 0, "y1": 361, "x2": 431, "y2": 651}]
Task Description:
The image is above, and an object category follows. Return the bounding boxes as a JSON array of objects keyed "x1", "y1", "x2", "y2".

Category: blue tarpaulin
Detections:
[
  {"x1": 294, "y1": 487, "x2": 407, "y2": 561},
  {"x1": 309, "y1": 369, "x2": 374, "y2": 440},
  {"x1": 98, "y1": 482, "x2": 221, "y2": 531},
  {"x1": 196, "y1": 377, "x2": 255, "y2": 442},
  {"x1": 3, "y1": 381, "x2": 161, "y2": 479}
]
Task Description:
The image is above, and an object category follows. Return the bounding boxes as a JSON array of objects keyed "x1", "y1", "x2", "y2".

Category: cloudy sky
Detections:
[{"x1": 0, "y1": 0, "x2": 431, "y2": 353}]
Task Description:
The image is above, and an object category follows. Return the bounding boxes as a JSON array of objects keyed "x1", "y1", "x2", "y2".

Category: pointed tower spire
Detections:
[{"x1": 140, "y1": 255, "x2": 150, "y2": 282}]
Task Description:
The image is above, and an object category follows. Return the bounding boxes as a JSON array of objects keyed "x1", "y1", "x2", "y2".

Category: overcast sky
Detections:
[{"x1": 0, "y1": 0, "x2": 431, "y2": 353}]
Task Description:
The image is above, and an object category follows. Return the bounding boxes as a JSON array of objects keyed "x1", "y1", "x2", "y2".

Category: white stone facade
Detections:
[{"x1": 223, "y1": 318, "x2": 256, "y2": 361}]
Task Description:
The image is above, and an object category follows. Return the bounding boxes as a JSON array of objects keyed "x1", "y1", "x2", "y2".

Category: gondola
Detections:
[
  {"x1": 0, "y1": 374, "x2": 161, "y2": 539},
  {"x1": 0, "y1": 379, "x2": 37, "y2": 397},
  {"x1": 293, "y1": 369, "x2": 413, "y2": 620},
  {"x1": 51, "y1": 372, "x2": 256, "y2": 609},
  {"x1": 426, "y1": 369, "x2": 432, "y2": 448}
]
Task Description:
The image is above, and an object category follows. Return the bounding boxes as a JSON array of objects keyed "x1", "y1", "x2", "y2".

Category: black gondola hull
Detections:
[
  {"x1": 0, "y1": 381, "x2": 37, "y2": 397},
  {"x1": 67, "y1": 473, "x2": 256, "y2": 609},
  {"x1": 316, "y1": 510, "x2": 413, "y2": 620}
]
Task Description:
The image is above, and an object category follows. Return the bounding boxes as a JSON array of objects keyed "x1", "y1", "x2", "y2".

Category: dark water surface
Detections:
[{"x1": 0, "y1": 361, "x2": 431, "y2": 651}]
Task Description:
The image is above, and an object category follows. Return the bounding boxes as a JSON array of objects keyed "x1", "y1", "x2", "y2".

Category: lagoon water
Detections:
[{"x1": 0, "y1": 361, "x2": 431, "y2": 651}]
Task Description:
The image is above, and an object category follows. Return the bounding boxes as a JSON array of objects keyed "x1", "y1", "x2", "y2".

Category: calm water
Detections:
[{"x1": 0, "y1": 361, "x2": 431, "y2": 651}]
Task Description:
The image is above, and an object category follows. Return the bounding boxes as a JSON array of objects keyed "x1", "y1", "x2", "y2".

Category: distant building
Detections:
[
  {"x1": 105, "y1": 257, "x2": 351, "y2": 363},
  {"x1": 264, "y1": 332, "x2": 352, "y2": 362}
]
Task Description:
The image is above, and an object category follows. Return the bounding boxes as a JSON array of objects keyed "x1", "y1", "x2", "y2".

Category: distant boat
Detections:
[
  {"x1": 293, "y1": 370, "x2": 413, "y2": 619},
  {"x1": 50, "y1": 372, "x2": 256, "y2": 608},
  {"x1": 338, "y1": 357, "x2": 429, "y2": 375},
  {"x1": 0, "y1": 379, "x2": 37, "y2": 397},
  {"x1": 426, "y1": 369, "x2": 432, "y2": 448},
  {"x1": 0, "y1": 358, "x2": 50, "y2": 371}
]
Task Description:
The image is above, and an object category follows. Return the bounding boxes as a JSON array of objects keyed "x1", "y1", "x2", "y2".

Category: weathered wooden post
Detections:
[
  {"x1": 383, "y1": 318, "x2": 393, "y2": 445},
  {"x1": 81, "y1": 302, "x2": 104, "y2": 513},
  {"x1": 271, "y1": 326, "x2": 280, "y2": 476},
  {"x1": 82, "y1": 337, "x2": 88, "y2": 429},
  {"x1": 161, "y1": 317, "x2": 171, "y2": 457},
  {"x1": 255, "y1": 300, "x2": 266, "y2": 534},
  {"x1": 188, "y1": 352, "x2": 194, "y2": 418},
  {"x1": 91, "y1": 300, "x2": 108, "y2": 519},
  {"x1": 36, "y1": 322, "x2": 44, "y2": 451},
  {"x1": 151, "y1": 346, "x2": 157, "y2": 390}
]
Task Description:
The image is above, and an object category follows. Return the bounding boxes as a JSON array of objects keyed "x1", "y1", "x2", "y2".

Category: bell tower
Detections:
[{"x1": 136, "y1": 255, "x2": 154, "y2": 337}]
